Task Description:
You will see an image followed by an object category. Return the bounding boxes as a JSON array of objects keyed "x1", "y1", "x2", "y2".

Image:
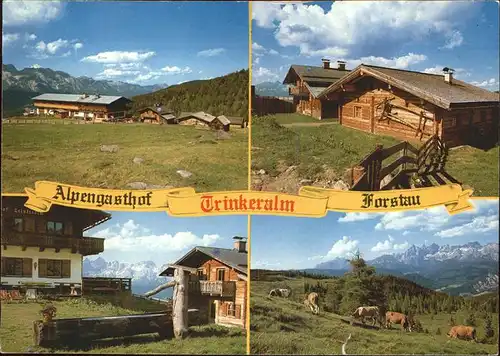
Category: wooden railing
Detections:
[
  {"x1": 350, "y1": 135, "x2": 458, "y2": 191},
  {"x1": 188, "y1": 281, "x2": 236, "y2": 297},
  {"x1": 1, "y1": 231, "x2": 104, "y2": 256},
  {"x1": 82, "y1": 277, "x2": 132, "y2": 295}
]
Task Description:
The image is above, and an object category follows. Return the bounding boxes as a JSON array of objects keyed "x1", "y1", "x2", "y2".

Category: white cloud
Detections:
[
  {"x1": 93, "y1": 219, "x2": 221, "y2": 253},
  {"x1": 161, "y1": 66, "x2": 192, "y2": 75},
  {"x1": 2, "y1": 33, "x2": 20, "y2": 46},
  {"x1": 81, "y1": 51, "x2": 156, "y2": 64},
  {"x1": 96, "y1": 68, "x2": 141, "y2": 79},
  {"x1": 375, "y1": 206, "x2": 451, "y2": 232},
  {"x1": 440, "y1": 30, "x2": 464, "y2": 49},
  {"x1": 197, "y1": 48, "x2": 226, "y2": 57},
  {"x1": 301, "y1": 45, "x2": 348, "y2": 58},
  {"x1": 470, "y1": 78, "x2": 498, "y2": 89},
  {"x1": 402, "y1": 230, "x2": 411, "y2": 236},
  {"x1": 252, "y1": 42, "x2": 266, "y2": 51},
  {"x1": 338, "y1": 212, "x2": 382, "y2": 223},
  {"x1": 73, "y1": 42, "x2": 83, "y2": 50},
  {"x1": 253, "y1": 57, "x2": 260, "y2": 65},
  {"x1": 252, "y1": 260, "x2": 282, "y2": 269},
  {"x1": 253, "y1": 2, "x2": 474, "y2": 58},
  {"x1": 26, "y1": 33, "x2": 37, "y2": 41},
  {"x1": 436, "y1": 214, "x2": 499, "y2": 238},
  {"x1": 32, "y1": 38, "x2": 76, "y2": 58},
  {"x1": 132, "y1": 72, "x2": 161, "y2": 83},
  {"x1": 3, "y1": 0, "x2": 63, "y2": 26},
  {"x1": 31, "y1": 64, "x2": 41, "y2": 69},
  {"x1": 423, "y1": 66, "x2": 470, "y2": 79},
  {"x1": 349, "y1": 53, "x2": 427, "y2": 69},
  {"x1": 269, "y1": 49, "x2": 279, "y2": 55},
  {"x1": 371, "y1": 235, "x2": 409, "y2": 252},
  {"x1": 252, "y1": 66, "x2": 280, "y2": 84},
  {"x1": 325, "y1": 236, "x2": 359, "y2": 259}
]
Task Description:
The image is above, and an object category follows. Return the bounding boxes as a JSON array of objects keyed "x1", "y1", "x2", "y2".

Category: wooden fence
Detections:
[
  {"x1": 350, "y1": 135, "x2": 460, "y2": 191},
  {"x1": 82, "y1": 277, "x2": 132, "y2": 295},
  {"x1": 251, "y1": 84, "x2": 295, "y2": 116}
]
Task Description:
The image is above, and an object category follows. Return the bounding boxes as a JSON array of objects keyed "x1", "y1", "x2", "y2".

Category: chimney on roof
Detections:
[
  {"x1": 322, "y1": 58, "x2": 331, "y2": 69},
  {"x1": 337, "y1": 60, "x2": 346, "y2": 71},
  {"x1": 443, "y1": 67, "x2": 454, "y2": 84},
  {"x1": 233, "y1": 236, "x2": 247, "y2": 253}
]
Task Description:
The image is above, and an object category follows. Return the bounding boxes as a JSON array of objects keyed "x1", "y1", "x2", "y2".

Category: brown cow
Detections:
[
  {"x1": 303, "y1": 292, "x2": 319, "y2": 315},
  {"x1": 447, "y1": 325, "x2": 477, "y2": 341},
  {"x1": 385, "y1": 311, "x2": 412, "y2": 332},
  {"x1": 352, "y1": 306, "x2": 380, "y2": 326}
]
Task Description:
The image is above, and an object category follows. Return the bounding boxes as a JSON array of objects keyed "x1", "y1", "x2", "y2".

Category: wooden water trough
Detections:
[
  {"x1": 33, "y1": 311, "x2": 174, "y2": 348},
  {"x1": 340, "y1": 317, "x2": 381, "y2": 330}
]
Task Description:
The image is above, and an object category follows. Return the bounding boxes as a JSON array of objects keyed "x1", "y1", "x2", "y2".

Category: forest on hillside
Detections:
[{"x1": 131, "y1": 69, "x2": 249, "y2": 118}]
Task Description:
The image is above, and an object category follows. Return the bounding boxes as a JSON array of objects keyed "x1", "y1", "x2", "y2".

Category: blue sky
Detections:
[
  {"x1": 84, "y1": 213, "x2": 247, "y2": 265},
  {"x1": 251, "y1": 200, "x2": 499, "y2": 270},
  {"x1": 251, "y1": 1, "x2": 499, "y2": 91},
  {"x1": 2, "y1": 1, "x2": 248, "y2": 85}
]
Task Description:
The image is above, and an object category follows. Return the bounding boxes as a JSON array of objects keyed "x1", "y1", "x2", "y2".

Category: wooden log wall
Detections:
[{"x1": 340, "y1": 77, "x2": 438, "y2": 141}]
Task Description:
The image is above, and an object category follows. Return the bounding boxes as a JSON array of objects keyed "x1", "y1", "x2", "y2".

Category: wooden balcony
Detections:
[
  {"x1": 1, "y1": 231, "x2": 104, "y2": 256},
  {"x1": 188, "y1": 281, "x2": 236, "y2": 297},
  {"x1": 82, "y1": 277, "x2": 132, "y2": 295},
  {"x1": 289, "y1": 86, "x2": 309, "y2": 97}
]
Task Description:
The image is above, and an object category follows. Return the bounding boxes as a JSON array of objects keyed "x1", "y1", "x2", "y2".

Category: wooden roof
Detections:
[
  {"x1": 2, "y1": 194, "x2": 111, "y2": 231},
  {"x1": 139, "y1": 106, "x2": 173, "y2": 115},
  {"x1": 32, "y1": 93, "x2": 131, "y2": 105},
  {"x1": 283, "y1": 65, "x2": 351, "y2": 86},
  {"x1": 318, "y1": 64, "x2": 500, "y2": 109},
  {"x1": 159, "y1": 245, "x2": 248, "y2": 277}
]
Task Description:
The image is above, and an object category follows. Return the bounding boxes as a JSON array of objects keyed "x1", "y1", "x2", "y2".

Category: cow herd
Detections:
[{"x1": 268, "y1": 288, "x2": 479, "y2": 342}]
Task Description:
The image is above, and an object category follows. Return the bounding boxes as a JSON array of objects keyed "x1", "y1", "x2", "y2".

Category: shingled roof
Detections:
[
  {"x1": 318, "y1": 64, "x2": 499, "y2": 109},
  {"x1": 32, "y1": 93, "x2": 130, "y2": 105},
  {"x1": 159, "y1": 246, "x2": 248, "y2": 277}
]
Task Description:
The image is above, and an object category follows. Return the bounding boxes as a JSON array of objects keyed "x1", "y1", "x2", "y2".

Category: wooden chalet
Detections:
[
  {"x1": 138, "y1": 104, "x2": 177, "y2": 124},
  {"x1": 1, "y1": 195, "x2": 110, "y2": 295},
  {"x1": 159, "y1": 237, "x2": 248, "y2": 328},
  {"x1": 283, "y1": 59, "x2": 350, "y2": 119},
  {"x1": 32, "y1": 93, "x2": 132, "y2": 121},
  {"x1": 317, "y1": 65, "x2": 500, "y2": 148},
  {"x1": 178, "y1": 111, "x2": 232, "y2": 131}
]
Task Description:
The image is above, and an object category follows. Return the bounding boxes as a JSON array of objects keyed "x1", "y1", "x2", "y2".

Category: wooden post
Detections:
[
  {"x1": 370, "y1": 96, "x2": 375, "y2": 133},
  {"x1": 172, "y1": 267, "x2": 189, "y2": 339}
]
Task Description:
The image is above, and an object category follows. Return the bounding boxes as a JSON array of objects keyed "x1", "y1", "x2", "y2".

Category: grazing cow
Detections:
[
  {"x1": 386, "y1": 311, "x2": 412, "y2": 332},
  {"x1": 447, "y1": 325, "x2": 477, "y2": 342},
  {"x1": 303, "y1": 292, "x2": 319, "y2": 315},
  {"x1": 268, "y1": 288, "x2": 291, "y2": 298},
  {"x1": 351, "y1": 306, "x2": 380, "y2": 326}
]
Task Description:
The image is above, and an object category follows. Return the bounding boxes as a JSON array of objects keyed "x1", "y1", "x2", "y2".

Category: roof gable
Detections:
[
  {"x1": 318, "y1": 65, "x2": 499, "y2": 109},
  {"x1": 159, "y1": 246, "x2": 248, "y2": 277}
]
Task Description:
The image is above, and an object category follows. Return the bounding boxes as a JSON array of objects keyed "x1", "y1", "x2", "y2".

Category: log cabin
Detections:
[
  {"x1": 177, "y1": 111, "x2": 232, "y2": 131},
  {"x1": 1, "y1": 195, "x2": 110, "y2": 296},
  {"x1": 138, "y1": 104, "x2": 177, "y2": 124},
  {"x1": 159, "y1": 237, "x2": 248, "y2": 328},
  {"x1": 318, "y1": 65, "x2": 500, "y2": 148},
  {"x1": 283, "y1": 59, "x2": 351, "y2": 119},
  {"x1": 32, "y1": 93, "x2": 131, "y2": 121}
]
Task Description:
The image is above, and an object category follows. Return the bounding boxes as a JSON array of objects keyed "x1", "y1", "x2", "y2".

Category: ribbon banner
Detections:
[
  {"x1": 24, "y1": 181, "x2": 195, "y2": 213},
  {"x1": 24, "y1": 181, "x2": 473, "y2": 216}
]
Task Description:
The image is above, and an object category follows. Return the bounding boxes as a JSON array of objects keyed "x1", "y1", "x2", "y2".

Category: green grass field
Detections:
[
  {"x1": 0, "y1": 297, "x2": 246, "y2": 354},
  {"x1": 250, "y1": 279, "x2": 499, "y2": 355},
  {"x1": 252, "y1": 114, "x2": 499, "y2": 196},
  {"x1": 2, "y1": 123, "x2": 248, "y2": 193}
]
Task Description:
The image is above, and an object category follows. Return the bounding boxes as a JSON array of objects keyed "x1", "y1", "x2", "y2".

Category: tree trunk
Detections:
[
  {"x1": 172, "y1": 268, "x2": 189, "y2": 339},
  {"x1": 143, "y1": 280, "x2": 176, "y2": 297}
]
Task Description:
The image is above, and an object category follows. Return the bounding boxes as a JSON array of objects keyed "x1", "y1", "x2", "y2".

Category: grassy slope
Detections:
[
  {"x1": 252, "y1": 114, "x2": 499, "y2": 196},
  {"x1": 2, "y1": 124, "x2": 247, "y2": 193},
  {"x1": 251, "y1": 114, "x2": 400, "y2": 178},
  {"x1": 0, "y1": 297, "x2": 245, "y2": 354},
  {"x1": 250, "y1": 280, "x2": 498, "y2": 355}
]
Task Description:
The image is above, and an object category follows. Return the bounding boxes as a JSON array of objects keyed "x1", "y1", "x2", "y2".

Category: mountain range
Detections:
[
  {"x1": 311, "y1": 242, "x2": 499, "y2": 296},
  {"x1": 2, "y1": 64, "x2": 168, "y2": 116},
  {"x1": 254, "y1": 81, "x2": 290, "y2": 97},
  {"x1": 82, "y1": 257, "x2": 172, "y2": 299}
]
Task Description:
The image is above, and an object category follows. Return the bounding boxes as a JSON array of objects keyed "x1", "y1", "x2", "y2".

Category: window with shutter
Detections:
[
  {"x1": 23, "y1": 258, "x2": 33, "y2": 277},
  {"x1": 227, "y1": 302, "x2": 236, "y2": 317},
  {"x1": 62, "y1": 260, "x2": 71, "y2": 278},
  {"x1": 38, "y1": 259, "x2": 47, "y2": 277},
  {"x1": 25, "y1": 217, "x2": 35, "y2": 232},
  {"x1": 64, "y1": 221, "x2": 73, "y2": 236},
  {"x1": 37, "y1": 219, "x2": 47, "y2": 233},
  {"x1": 14, "y1": 218, "x2": 23, "y2": 232}
]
